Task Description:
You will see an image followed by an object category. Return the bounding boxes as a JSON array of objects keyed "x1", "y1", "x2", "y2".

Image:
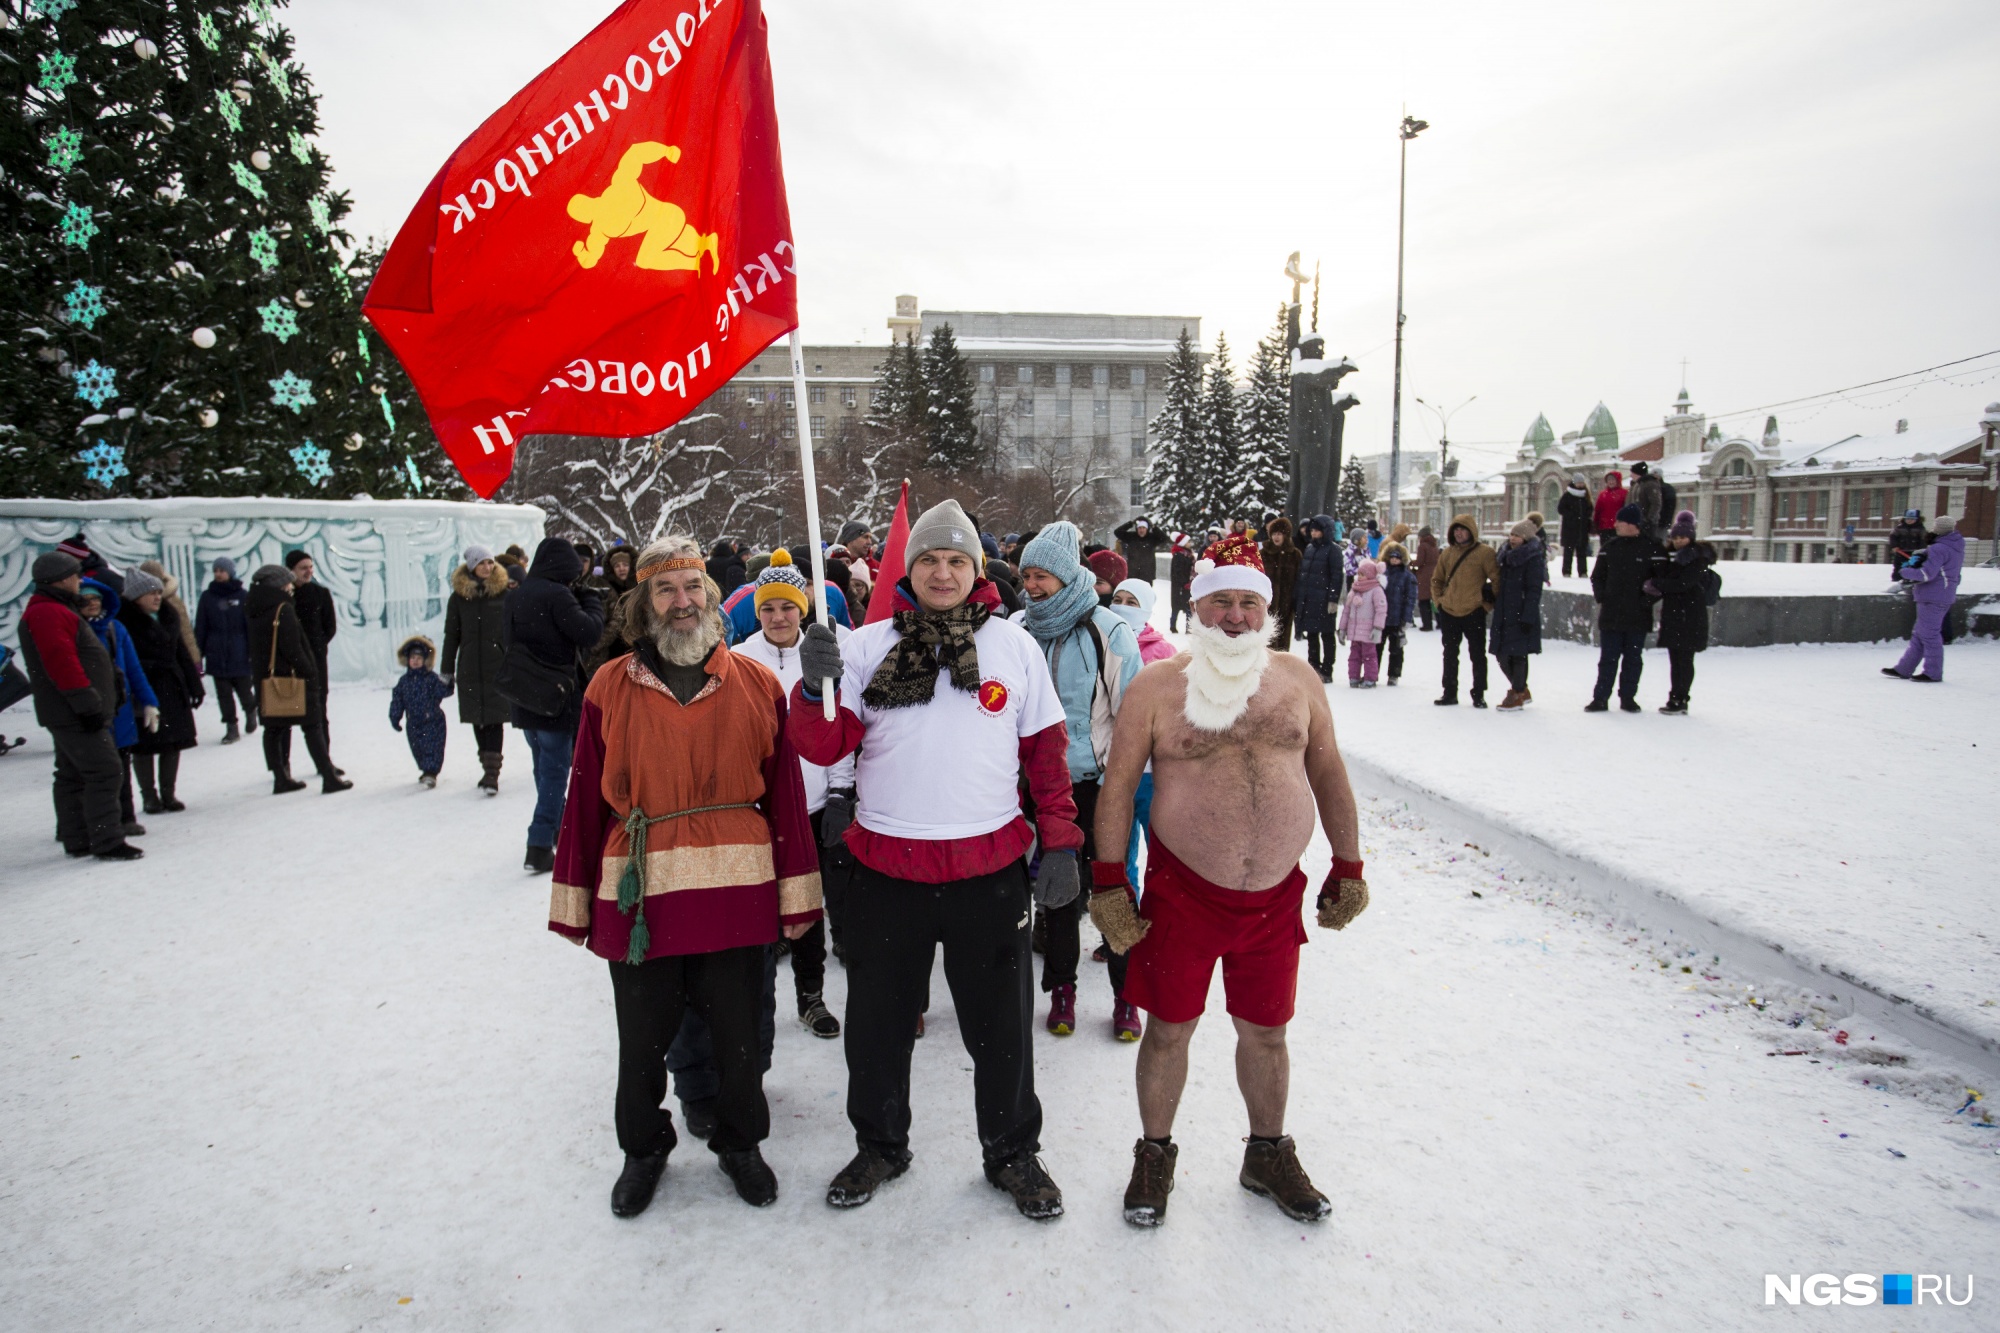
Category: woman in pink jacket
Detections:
[
  {"x1": 1339, "y1": 559, "x2": 1388, "y2": 687},
  {"x1": 1109, "y1": 578, "x2": 1177, "y2": 665}
]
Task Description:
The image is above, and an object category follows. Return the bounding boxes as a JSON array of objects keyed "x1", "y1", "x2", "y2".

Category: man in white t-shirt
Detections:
[{"x1": 791, "y1": 500, "x2": 1080, "y2": 1221}]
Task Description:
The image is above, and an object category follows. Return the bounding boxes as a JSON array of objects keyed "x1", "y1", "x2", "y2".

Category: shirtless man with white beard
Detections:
[{"x1": 1087, "y1": 539, "x2": 1368, "y2": 1227}]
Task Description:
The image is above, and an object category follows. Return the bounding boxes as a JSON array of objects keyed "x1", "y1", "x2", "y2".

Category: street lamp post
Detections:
[
  {"x1": 1389, "y1": 114, "x2": 1428, "y2": 527},
  {"x1": 1414, "y1": 394, "x2": 1476, "y2": 479}
]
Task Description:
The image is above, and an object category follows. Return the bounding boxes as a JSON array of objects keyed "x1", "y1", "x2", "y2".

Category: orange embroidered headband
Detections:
[{"x1": 636, "y1": 557, "x2": 705, "y2": 582}]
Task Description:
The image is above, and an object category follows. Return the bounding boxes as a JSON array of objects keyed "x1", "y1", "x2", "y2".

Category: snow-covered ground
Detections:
[
  {"x1": 1544, "y1": 561, "x2": 2000, "y2": 598},
  {"x1": 2, "y1": 682, "x2": 1994, "y2": 1330}
]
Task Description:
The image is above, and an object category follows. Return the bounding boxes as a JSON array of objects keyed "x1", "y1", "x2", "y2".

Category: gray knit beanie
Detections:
[
  {"x1": 1931, "y1": 514, "x2": 1957, "y2": 535},
  {"x1": 32, "y1": 550, "x2": 82, "y2": 585},
  {"x1": 123, "y1": 568, "x2": 164, "y2": 600},
  {"x1": 1018, "y1": 520, "x2": 1084, "y2": 582},
  {"x1": 905, "y1": 500, "x2": 983, "y2": 565},
  {"x1": 252, "y1": 563, "x2": 294, "y2": 591},
  {"x1": 463, "y1": 543, "x2": 494, "y2": 568}
]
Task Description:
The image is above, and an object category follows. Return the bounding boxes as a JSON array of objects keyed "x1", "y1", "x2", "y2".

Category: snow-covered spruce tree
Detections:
[
  {"x1": 1233, "y1": 305, "x2": 1291, "y2": 521},
  {"x1": 1198, "y1": 333, "x2": 1240, "y2": 528},
  {"x1": 0, "y1": 0, "x2": 439, "y2": 500},
  {"x1": 920, "y1": 321, "x2": 979, "y2": 472},
  {"x1": 862, "y1": 333, "x2": 924, "y2": 457},
  {"x1": 1142, "y1": 325, "x2": 1205, "y2": 534},
  {"x1": 1334, "y1": 454, "x2": 1373, "y2": 532}
]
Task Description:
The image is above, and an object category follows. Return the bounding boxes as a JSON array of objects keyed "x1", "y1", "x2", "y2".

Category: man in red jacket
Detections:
[
  {"x1": 1592, "y1": 470, "x2": 1629, "y2": 551},
  {"x1": 792, "y1": 499, "x2": 1079, "y2": 1221},
  {"x1": 17, "y1": 551, "x2": 140, "y2": 860}
]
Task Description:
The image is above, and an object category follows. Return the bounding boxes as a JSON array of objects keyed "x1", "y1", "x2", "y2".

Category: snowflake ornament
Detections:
[
  {"x1": 289, "y1": 131, "x2": 312, "y2": 164},
  {"x1": 197, "y1": 13, "x2": 220, "y2": 50},
  {"x1": 63, "y1": 280, "x2": 106, "y2": 330},
  {"x1": 230, "y1": 161, "x2": 266, "y2": 200},
  {"x1": 379, "y1": 394, "x2": 396, "y2": 431},
  {"x1": 215, "y1": 89, "x2": 242, "y2": 132},
  {"x1": 309, "y1": 196, "x2": 332, "y2": 233},
  {"x1": 39, "y1": 50, "x2": 77, "y2": 97},
  {"x1": 404, "y1": 456, "x2": 423, "y2": 493},
  {"x1": 290, "y1": 440, "x2": 332, "y2": 487},
  {"x1": 329, "y1": 260, "x2": 352, "y2": 300},
  {"x1": 248, "y1": 228, "x2": 278, "y2": 271},
  {"x1": 73, "y1": 359, "x2": 117, "y2": 409},
  {"x1": 35, "y1": 0, "x2": 80, "y2": 19},
  {"x1": 257, "y1": 49, "x2": 291, "y2": 101},
  {"x1": 80, "y1": 440, "x2": 126, "y2": 489},
  {"x1": 47, "y1": 125, "x2": 83, "y2": 173},
  {"x1": 356, "y1": 328, "x2": 372, "y2": 364},
  {"x1": 251, "y1": 0, "x2": 275, "y2": 27},
  {"x1": 259, "y1": 299, "x2": 299, "y2": 343},
  {"x1": 58, "y1": 203, "x2": 96, "y2": 249},
  {"x1": 269, "y1": 370, "x2": 314, "y2": 414}
]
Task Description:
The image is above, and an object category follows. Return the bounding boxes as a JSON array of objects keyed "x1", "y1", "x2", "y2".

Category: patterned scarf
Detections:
[
  {"x1": 1020, "y1": 564, "x2": 1099, "y2": 643},
  {"x1": 862, "y1": 594, "x2": 991, "y2": 710}
]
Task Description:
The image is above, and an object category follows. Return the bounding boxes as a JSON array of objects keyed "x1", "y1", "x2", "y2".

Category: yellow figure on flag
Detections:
[{"x1": 567, "y1": 142, "x2": 720, "y2": 274}]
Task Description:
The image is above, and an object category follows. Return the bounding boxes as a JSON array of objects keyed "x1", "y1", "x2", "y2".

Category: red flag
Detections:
[
  {"x1": 863, "y1": 481, "x2": 911, "y2": 625},
  {"x1": 364, "y1": 0, "x2": 796, "y2": 498}
]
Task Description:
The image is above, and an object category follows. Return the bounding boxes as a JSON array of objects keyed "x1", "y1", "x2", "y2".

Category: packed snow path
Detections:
[{"x1": 1, "y1": 686, "x2": 1993, "y2": 1330}]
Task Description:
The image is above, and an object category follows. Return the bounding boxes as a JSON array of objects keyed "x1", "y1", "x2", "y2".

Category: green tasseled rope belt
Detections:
[{"x1": 616, "y1": 801, "x2": 758, "y2": 965}]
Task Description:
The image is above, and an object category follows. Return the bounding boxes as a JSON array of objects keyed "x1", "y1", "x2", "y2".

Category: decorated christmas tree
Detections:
[{"x1": 0, "y1": 0, "x2": 447, "y2": 500}]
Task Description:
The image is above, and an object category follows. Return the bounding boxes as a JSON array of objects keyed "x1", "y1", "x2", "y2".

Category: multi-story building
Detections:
[{"x1": 1411, "y1": 387, "x2": 1999, "y2": 562}]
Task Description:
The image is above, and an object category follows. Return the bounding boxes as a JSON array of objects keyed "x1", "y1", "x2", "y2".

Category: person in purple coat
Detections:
[{"x1": 1883, "y1": 514, "x2": 1963, "y2": 682}]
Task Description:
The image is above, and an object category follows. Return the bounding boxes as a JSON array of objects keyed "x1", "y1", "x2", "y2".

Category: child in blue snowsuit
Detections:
[{"x1": 388, "y1": 636, "x2": 452, "y2": 787}]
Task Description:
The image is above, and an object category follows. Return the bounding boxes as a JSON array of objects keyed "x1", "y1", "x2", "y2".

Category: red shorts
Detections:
[{"x1": 1122, "y1": 836, "x2": 1308, "y2": 1028}]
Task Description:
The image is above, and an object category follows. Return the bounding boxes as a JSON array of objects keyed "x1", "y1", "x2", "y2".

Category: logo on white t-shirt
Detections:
[{"x1": 976, "y1": 678, "x2": 1010, "y2": 716}]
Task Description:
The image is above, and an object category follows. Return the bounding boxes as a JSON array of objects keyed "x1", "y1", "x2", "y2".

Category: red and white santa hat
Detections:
[{"x1": 1190, "y1": 532, "x2": 1272, "y2": 602}]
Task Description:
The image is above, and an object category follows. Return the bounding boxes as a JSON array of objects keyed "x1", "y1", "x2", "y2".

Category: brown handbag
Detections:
[{"x1": 259, "y1": 612, "x2": 308, "y2": 719}]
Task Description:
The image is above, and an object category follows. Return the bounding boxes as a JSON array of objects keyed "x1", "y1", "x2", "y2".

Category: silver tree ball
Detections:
[
  {"x1": 250, "y1": 150, "x2": 272, "y2": 171},
  {"x1": 133, "y1": 37, "x2": 158, "y2": 60},
  {"x1": 231, "y1": 88, "x2": 252, "y2": 106},
  {"x1": 343, "y1": 433, "x2": 365, "y2": 453},
  {"x1": 191, "y1": 327, "x2": 217, "y2": 349},
  {"x1": 293, "y1": 290, "x2": 313, "y2": 308},
  {"x1": 199, "y1": 408, "x2": 220, "y2": 429}
]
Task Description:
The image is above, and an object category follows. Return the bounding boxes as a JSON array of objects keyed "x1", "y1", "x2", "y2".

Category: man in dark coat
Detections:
[
  {"x1": 507, "y1": 537, "x2": 605, "y2": 873},
  {"x1": 1586, "y1": 506, "x2": 1658, "y2": 712},
  {"x1": 1556, "y1": 473, "x2": 1593, "y2": 578},
  {"x1": 1167, "y1": 535, "x2": 1195, "y2": 632},
  {"x1": 18, "y1": 551, "x2": 140, "y2": 859},
  {"x1": 1888, "y1": 509, "x2": 1929, "y2": 580},
  {"x1": 1412, "y1": 527, "x2": 1440, "y2": 631},
  {"x1": 1627, "y1": 463, "x2": 1669, "y2": 545},
  {"x1": 285, "y1": 550, "x2": 340, "y2": 771},
  {"x1": 195, "y1": 556, "x2": 256, "y2": 742},
  {"x1": 1490, "y1": 521, "x2": 1546, "y2": 711},
  {"x1": 1261, "y1": 518, "x2": 1302, "y2": 650},
  {"x1": 1650, "y1": 510, "x2": 1714, "y2": 714},
  {"x1": 249, "y1": 565, "x2": 351, "y2": 795},
  {"x1": 1293, "y1": 515, "x2": 1341, "y2": 680},
  {"x1": 118, "y1": 568, "x2": 202, "y2": 813},
  {"x1": 706, "y1": 539, "x2": 748, "y2": 597},
  {"x1": 1112, "y1": 517, "x2": 1171, "y2": 585},
  {"x1": 442, "y1": 544, "x2": 514, "y2": 794}
]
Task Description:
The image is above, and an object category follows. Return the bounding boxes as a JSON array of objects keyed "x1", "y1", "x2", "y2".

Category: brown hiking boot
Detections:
[
  {"x1": 1239, "y1": 1136, "x2": 1331, "y2": 1221},
  {"x1": 1123, "y1": 1138, "x2": 1177, "y2": 1227},
  {"x1": 985, "y1": 1152, "x2": 1064, "y2": 1220},
  {"x1": 1496, "y1": 689, "x2": 1524, "y2": 712}
]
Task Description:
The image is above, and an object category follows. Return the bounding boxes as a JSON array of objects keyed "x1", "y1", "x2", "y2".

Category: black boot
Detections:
[
  {"x1": 222, "y1": 720, "x2": 241, "y2": 745},
  {"x1": 321, "y1": 772, "x2": 354, "y2": 794},
  {"x1": 610, "y1": 1151, "x2": 668, "y2": 1218},
  {"x1": 718, "y1": 1147, "x2": 779, "y2": 1207},
  {"x1": 273, "y1": 769, "x2": 307, "y2": 795},
  {"x1": 826, "y1": 1148, "x2": 910, "y2": 1209},
  {"x1": 524, "y1": 844, "x2": 554, "y2": 874},
  {"x1": 679, "y1": 1098, "x2": 718, "y2": 1140}
]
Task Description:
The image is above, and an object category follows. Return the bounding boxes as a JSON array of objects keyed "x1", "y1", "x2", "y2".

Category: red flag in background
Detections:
[
  {"x1": 365, "y1": 0, "x2": 796, "y2": 498},
  {"x1": 863, "y1": 481, "x2": 911, "y2": 625}
]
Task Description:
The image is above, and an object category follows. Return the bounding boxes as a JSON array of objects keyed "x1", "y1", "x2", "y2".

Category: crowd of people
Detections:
[{"x1": 7, "y1": 486, "x2": 1967, "y2": 1226}]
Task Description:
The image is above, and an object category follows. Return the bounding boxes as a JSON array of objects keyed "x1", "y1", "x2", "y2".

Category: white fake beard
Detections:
[
  {"x1": 654, "y1": 607, "x2": 725, "y2": 666},
  {"x1": 1182, "y1": 618, "x2": 1272, "y2": 732}
]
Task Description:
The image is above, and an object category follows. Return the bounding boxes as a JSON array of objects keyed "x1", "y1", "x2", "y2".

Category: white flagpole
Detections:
[{"x1": 786, "y1": 329, "x2": 836, "y2": 719}]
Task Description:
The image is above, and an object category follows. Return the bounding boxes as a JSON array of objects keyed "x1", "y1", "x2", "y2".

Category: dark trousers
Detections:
[
  {"x1": 472, "y1": 722, "x2": 504, "y2": 753},
  {"x1": 117, "y1": 747, "x2": 137, "y2": 824},
  {"x1": 1039, "y1": 779, "x2": 1129, "y2": 999},
  {"x1": 1438, "y1": 610, "x2": 1489, "y2": 699},
  {"x1": 213, "y1": 675, "x2": 256, "y2": 727},
  {"x1": 668, "y1": 945, "x2": 778, "y2": 1108},
  {"x1": 1267, "y1": 611, "x2": 1294, "y2": 651},
  {"x1": 1418, "y1": 598, "x2": 1435, "y2": 631},
  {"x1": 307, "y1": 669, "x2": 333, "y2": 763},
  {"x1": 522, "y1": 726, "x2": 574, "y2": 849},
  {"x1": 263, "y1": 718, "x2": 332, "y2": 778},
  {"x1": 1384, "y1": 626, "x2": 1406, "y2": 679},
  {"x1": 135, "y1": 749, "x2": 181, "y2": 802},
  {"x1": 1562, "y1": 543, "x2": 1590, "y2": 578},
  {"x1": 1498, "y1": 654, "x2": 1531, "y2": 692},
  {"x1": 50, "y1": 725, "x2": 123, "y2": 853},
  {"x1": 1667, "y1": 647, "x2": 1697, "y2": 703},
  {"x1": 1593, "y1": 630, "x2": 1646, "y2": 703},
  {"x1": 1303, "y1": 629, "x2": 1337, "y2": 675},
  {"x1": 613, "y1": 946, "x2": 772, "y2": 1156},
  {"x1": 843, "y1": 858, "x2": 1041, "y2": 1166}
]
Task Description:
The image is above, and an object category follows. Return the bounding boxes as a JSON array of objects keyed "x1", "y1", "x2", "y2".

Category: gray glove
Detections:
[
  {"x1": 821, "y1": 788, "x2": 855, "y2": 848},
  {"x1": 798, "y1": 623, "x2": 843, "y2": 697},
  {"x1": 1032, "y1": 850, "x2": 1080, "y2": 909}
]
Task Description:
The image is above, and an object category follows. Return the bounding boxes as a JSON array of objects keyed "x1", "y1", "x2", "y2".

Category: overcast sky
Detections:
[{"x1": 288, "y1": 0, "x2": 2000, "y2": 473}]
